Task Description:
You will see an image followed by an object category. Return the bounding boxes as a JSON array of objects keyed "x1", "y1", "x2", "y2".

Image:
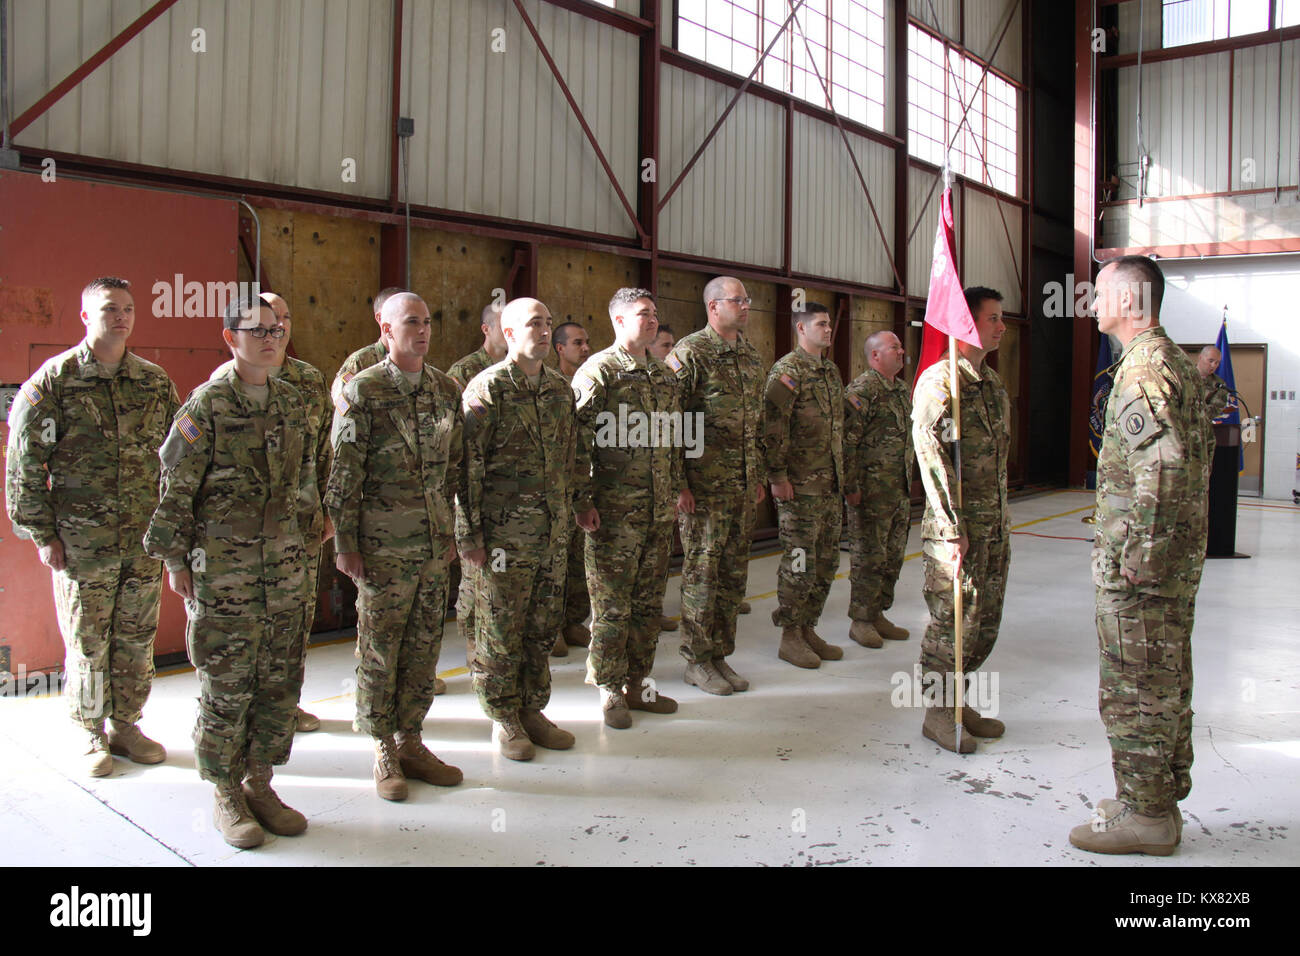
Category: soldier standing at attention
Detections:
[
  {"x1": 457, "y1": 297, "x2": 577, "y2": 761},
  {"x1": 764, "y1": 303, "x2": 847, "y2": 669},
  {"x1": 6, "y1": 276, "x2": 178, "y2": 776},
  {"x1": 552, "y1": 320, "x2": 592, "y2": 658},
  {"x1": 327, "y1": 292, "x2": 464, "y2": 802},
  {"x1": 145, "y1": 297, "x2": 316, "y2": 848},
  {"x1": 211, "y1": 292, "x2": 331, "y2": 732},
  {"x1": 1069, "y1": 256, "x2": 1211, "y2": 856},
  {"x1": 668, "y1": 276, "x2": 766, "y2": 696},
  {"x1": 911, "y1": 287, "x2": 1011, "y2": 754},
  {"x1": 1195, "y1": 345, "x2": 1234, "y2": 421},
  {"x1": 647, "y1": 323, "x2": 682, "y2": 636},
  {"x1": 843, "y1": 331, "x2": 915, "y2": 649},
  {"x1": 572, "y1": 289, "x2": 681, "y2": 728},
  {"x1": 332, "y1": 286, "x2": 405, "y2": 405}
]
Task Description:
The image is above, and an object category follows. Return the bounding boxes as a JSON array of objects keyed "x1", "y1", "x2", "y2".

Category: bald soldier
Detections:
[
  {"x1": 668, "y1": 276, "x2": 766, "y2": 696},
  {"x1": 6, "y1": 277, "x2": 178, "y2": 776},
  {"x1": 327, "y1": 293, "x2": 464, "y2": 801},
  {"x1": 552, "y1": 320, "x2": 592, "y2": 658},
  {"x1": 457, "y1": 298, "x2": 577, "y2": 760},
  {"x1": 1195, "y1": 346, "x2": 1235, "y2": 422},
  {"x1": 211, "y1": 292, "x2": 331, "y2": 732},
  {"x1": 843, "y1": 331, "x2": 915, "y2": 649}
]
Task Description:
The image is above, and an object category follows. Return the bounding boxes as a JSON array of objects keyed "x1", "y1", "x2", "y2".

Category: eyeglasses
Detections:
[
  {"x1": 711, "y1": 296, "x2": 752, "y2": 307},
  {"x1": 231, "y1": 325, "x2": 286, "y2": 339}
]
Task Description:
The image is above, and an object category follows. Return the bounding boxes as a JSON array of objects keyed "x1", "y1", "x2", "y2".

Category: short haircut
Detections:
[
  {"x1": 1100, "y1": 255, "x2": 1165, "y2": 315},
  {"x1": 865, "y1": 329, "x2": 896, "y2": 357},
  {"x1": 82, "y1": 276, "x2": 130, "y2": 299},
  {"x1": 793, "y1": 301, "x2": 831, "y2": 338},
  {"x1": 1199, "y1": 345, "x2": 1221, "y2": 360},
  {"x1": 481, "y1": 302, "x2": 502, "y2": 329},
  {"x1": 374, "y1": 286, "x2": 406, "y2": 315},
  {"x1": 702, "y1": 275, "x2": 738, "y2": 306},
  {"x1": 553, "y1": 321, "x2": 584, "y2": 347},
  {"x1": 608, "y1": 287, "x2": 655, "y2": 321},
  {"x1": 656, "y1": 324, "x2": 674, "y2": 339},
  {"x1": 963, "y1": 286, "x2": 1004, "y2": 316},
  {"x1": 223, "y1": 295, "x2": 272, "y2": 331}
]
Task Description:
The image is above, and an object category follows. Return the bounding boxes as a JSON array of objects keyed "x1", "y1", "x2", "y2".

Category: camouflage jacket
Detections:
[
  {"x1": 325, "y1": 358, "x2": 463, "y2": 557},
  {"x1": 456, "y1": 361, "x2": 575, "y2": 555},
  {"x1": 214, "y1": 356, "x2": 331, "y2": 505},
  {"x1": 571, "y1": 344, "x2": 682, "y2": 522},
  {"x1": 6, "y1": 341, "x2": 178, "y2": 558},
  {"x1": 844, "y1": 367, "x2": 914, "y2": 498},
  {"x1": 1093, "y1": 326, "x2": 1211, "y2": 594},
  {"x1": 667, "y1": 325, "x2": 765, "y2": 497},
  {"x1": 912, "y1": 354, "x2": 1010, "y2": 540},
  {"x1": 144, "y1": 366, "x2": 316, "y2": 616},
  {"x1": 763, "y1": 347, "x2": 845, "y2": 495},
  {"x1": 1203, "y1": 374, "x2": 1234, "y2": 422},
  {"x1": 447, "y1": 347, "x2": 495, "y2": 390},
  {"x1": 332, "y1": 339, "x2": 387, "y2": 405}
]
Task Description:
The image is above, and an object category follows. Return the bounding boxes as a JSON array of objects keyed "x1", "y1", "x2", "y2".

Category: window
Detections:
[
  {"x1": 906, "y1": 23, "x2": 1018, "y2": 195},
  {"x1": 1161, "y1": 0, "x2": 1284, "y2": 47},
  {"x1": 676, "y1": 0, "x2": 887, "y2": 131}
]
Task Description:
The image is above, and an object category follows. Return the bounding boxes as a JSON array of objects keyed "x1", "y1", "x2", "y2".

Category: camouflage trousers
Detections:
[
  {"x1": 564, "y1": 514, "x2": 591, "y2": 629},
  {"x1": 472, "y1": 534, "x2": 566, "y2": 722},
  {"x1": 919, "y1": 530, "x2": 1010, "y2": 680},
  {"x1": 354, "y1": 550, "x2": 449, "y2": 737},
  {"x1": 584, "y1": 499, "x2": 674, "y2": 689},
  {"x1": 772, "y1": 492, "x2": 843, "y2": 628},
  {"x1": 187, "y1": 606, "x2": 306, "y2": 785},
  {"x1": 678, "y1": 487, "x2": 755, "y2": 664},
  {"x1": 52, "y1": 554, "x2": 163, "y2": 729},
  {"x1": 847, "y1": 492, "x2": 910, "y2": 622},
  {"x1": 1096, "y1": 585, "x2": 1195, "y2": 817},
  {"x1": 455, "y1": 562, "x2": 476, "y2": 650}
]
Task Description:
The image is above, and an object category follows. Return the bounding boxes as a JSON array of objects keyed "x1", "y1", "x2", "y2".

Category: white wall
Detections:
[{"x1": 1160, "y1": 254, "x2": 1300, "y2": 500}]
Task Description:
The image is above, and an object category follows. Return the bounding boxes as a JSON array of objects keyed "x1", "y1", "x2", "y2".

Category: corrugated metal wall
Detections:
[
  {"x1": 1233, "y1": 39, "x2": 1300, "y2": 190},
  {"x1": 906, "y1": 164, "x2": 960, "y2": 294},
  {"x1": 9, "y1": 0, "x2": 393, "y2": 198},
  {"x1": 404, "y1": 0, "x2": 640, "y2": 237},
  {"x1": 790, "y1": 111, "x2": 894, "y2": 286},
  {"x1": 962, "y1": 187, "x2": 1022, "y2": 312},
  {"x1": 1115, "y1": 0, "x2": 1162, "y2": 56},
  {"x1": 658, "y1": 62, "x2": 784, "y2": 268}
]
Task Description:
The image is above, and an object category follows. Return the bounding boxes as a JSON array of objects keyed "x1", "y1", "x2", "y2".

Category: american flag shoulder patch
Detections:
[
  {"x1": 466, "y1": 396, "x2": 487, "y2": 420},
  {"x1": 665, "y1": 353, "x2": 682, "y2": 373},
  {"x1": 341, "y1": 370, "x2": 354, "y2": 385},
  {"x1": 177, "y1": 412, "x2": 201, "y2": 444},
  {"x1": 21, "y1": 382, "x2": 42, "y2": 407},
  {"x1": 779, "y1": 373, "x2": 798, "y2": 392},
  {"x1": 334, "y1": 393, "x2": 350, "y2": 415},
  {"x1": 846, "y1": 393, "x2": 863, "y2": 410}
]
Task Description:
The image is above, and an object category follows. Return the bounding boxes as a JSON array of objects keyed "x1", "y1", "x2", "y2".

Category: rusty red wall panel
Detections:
[{"x1": 0, "y1": 170, "x2": 237, "y2": 672}]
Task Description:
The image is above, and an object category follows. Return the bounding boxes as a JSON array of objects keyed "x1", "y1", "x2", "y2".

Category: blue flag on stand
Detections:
[
  {"x1": 1089, "y1": 333, "x2": 1114, "y2": 460},
  {"x1": 1213, "y1": 320, "x2": 1244, "y2": 471}
]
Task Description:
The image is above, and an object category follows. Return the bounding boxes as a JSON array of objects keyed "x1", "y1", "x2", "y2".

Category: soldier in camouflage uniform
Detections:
[
  {"x1": 212, "y1": 292, "x2": 330, "y2": 732},
  {"x1": 552, "y1": 320, "x2": 592, "y2": 658},
  {"x1": 843, "y1": 331, "x2": 915, "y2": 649},
  {"x1": 6, "y1": 277, "x2": 178, "y2": 777},
  {"x1": 447, "y1": 302, "x2": 509, "y2": 668},
  {"x1": 764, "y1": 303, "x2": 847, "y2": 669},
  {"x1": 457, "y1": 297, "x2": 577, "y2": 760},
  {"x1": 668, "y1": 276, "x2": 766, "y2": 696},
  {"x1": 647, "y1": 324, "x2": 682, "y2": 635},
  {"x1": 1195, "y1": 346, "x2": 1235, "y2": 421},
  {"x1": 327, "y1": 293, "x2": 464, "y2": 802},
  {"x1": 145, "y1": 297, "x2": 317, "y2": 849},
  {"x1": 1070, "y1": 256, "x2": 1211, "y2": 856},
  {"x1": 572, "y1": 289, "x2": 681, "y2": 729},
  {"x1": 911, "y1": 287, "x2": 1011, "y2": 754}
]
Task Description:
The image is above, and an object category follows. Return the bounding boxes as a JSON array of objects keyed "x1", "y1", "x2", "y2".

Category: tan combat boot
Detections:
[
  {"x1": 294, "y1": 707, "x2": 321, "y2": 732},
  {"x1": 961, "y1": 694, "x2": 1005, "y2": 738},
  {"x1": 214, "y1": 782, "x2": 265, "y2": 849},
  {"x1": 922, "y1": 707, "x2": 976, "y2": 753},
  {"x1": 712, "y1": 658, "x2": 749, "y2": 692},
  {"x1": 659, "y1": 616, "x2": 679, "y2": 632},
  {"x1": 551, "y1": 633, "x2": 569, "y2": 657},
  {"x1": 84, "y1": 726, "x2": 114, "y2": 777},
  {"x1": 684, "y1": 660, "x2": 733, "y2": 696},
  {"x1": 495, "y1": 714, "x2": 536, "y2": 761},
  {"x1": 737, "y1": 601, "x2": 752, "y2": 614},
  {"x1": 243, "y1": 759, "x2": 308, "y2": 835},
  {"x1": 802, "y1": 626, "x2": 843, "y2": 661},
  {"x1": 434, "y1": 678, "x2": 447, "y2": 696},
  {"x1": 1068, "y1": 799, "x2": 1178, "y2": 856},
  {"x1": 563, "y1": 623, "x2": 591, "y2": 648},
  {"x1": 625, "y1": 674, "x2": 678, "y2": 714},
  {"x1": 107, "y1": 719, "x2": 166, "y2": 764},
  {"x1": 373, "y1": 735, "x2": 409, "y2": 801},
  {"x1": 520, "y1": 709, "x2": 575, "y2": 750},
  {"x1": 874, "y1": 614, "x2": 909, "y2": 641},
  {"x1": 600, "y1": 686, "x2": 633, "y2": 729},
  {"x1": 778, "y1": 626, "x2": 821, "y2": 669},
  {"x1": 395, "y1": 732, "x2": 463, "y2": 786},
  {"x1": 849, "y1": 619, "x2": 883, "y2": 648}
]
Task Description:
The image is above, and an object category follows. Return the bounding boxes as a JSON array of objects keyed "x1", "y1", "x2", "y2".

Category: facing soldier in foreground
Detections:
[
  {"x1": 843, "y1": 331, "x2": 915, "y2": 649},
  {"x1": 145, "y1": 297, "x2": 317, "y2": 848},
  {"x1": 327, "y1": 292, "x2": 465, "y2": 802},
  {"x1": 669, "y1": 276, "x2": 766, "y2": 696},
  {"x1": 6, "y1": 277, "x2": 178, "y2": 776},
  {"x1": 572, "y1": 289, "x2": 681, "y2": 729},
  {"x1": 1069, "y1": 256, "x2": 1211, "y2": 857},
  {"x1": 911, "y1": 287, "x2": 1011, "y2": 754},
  {"x1": 552, "y1": 320, "x2": 592, "y2": 658},
  {"x1": 457, "y1": 297, "x2": 577, "y2": 760},
  {"x1": 764, "y1": 303, "x2": 847, "y2": 669}
]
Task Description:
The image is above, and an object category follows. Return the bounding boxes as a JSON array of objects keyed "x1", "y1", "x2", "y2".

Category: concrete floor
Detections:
[{"x1": 1, "y1": 490, "x2": 1296, "y2": 867}]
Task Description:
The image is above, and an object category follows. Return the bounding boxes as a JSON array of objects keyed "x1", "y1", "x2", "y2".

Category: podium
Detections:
[{"x1": 1207, "y1": 422, "x2": 1249, "y2": 559}]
